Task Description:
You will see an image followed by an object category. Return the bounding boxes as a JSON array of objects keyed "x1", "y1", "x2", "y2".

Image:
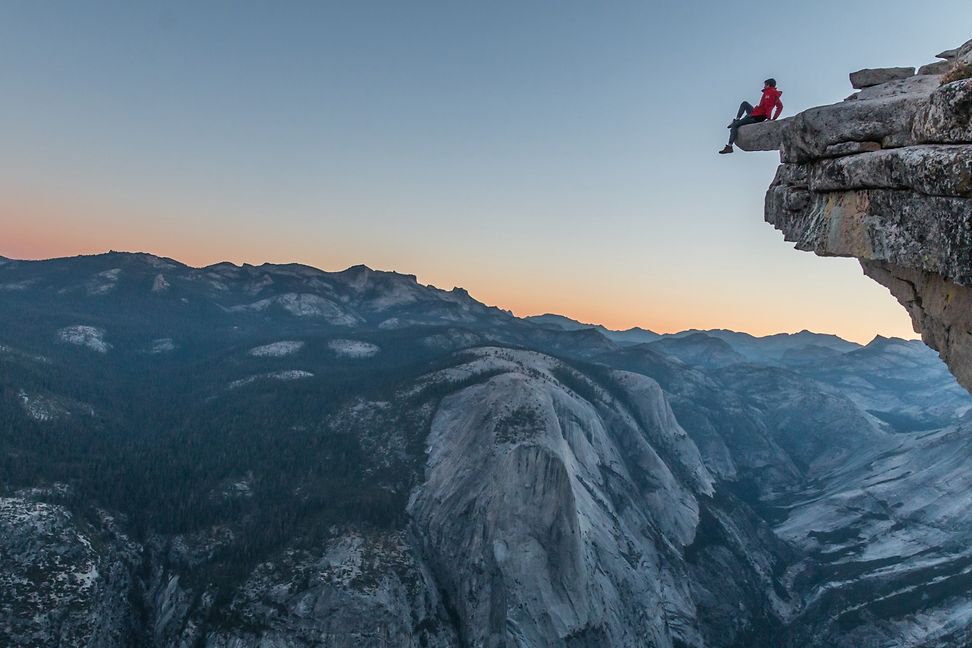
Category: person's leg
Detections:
[
  {"x1": 728, "y1": 115, "x2": 759, "y2": 145},
  {"x1": 728, "y1": 101, "x2": 755, "y2": 129}
]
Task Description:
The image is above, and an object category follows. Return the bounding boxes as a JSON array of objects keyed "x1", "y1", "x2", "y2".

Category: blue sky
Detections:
[{"x1": 3, "y1": 1, "x2": 970, "y2": 340}]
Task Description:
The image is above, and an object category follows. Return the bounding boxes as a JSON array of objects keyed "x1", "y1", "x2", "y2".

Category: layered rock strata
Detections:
[{"x1": 739, "y1": 38, "x2": 972, "y2": 393}]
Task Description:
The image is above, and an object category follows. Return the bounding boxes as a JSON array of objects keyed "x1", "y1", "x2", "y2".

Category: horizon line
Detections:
[{"x1": 2, "y1": 247, "x2": 918, "y2": 346}]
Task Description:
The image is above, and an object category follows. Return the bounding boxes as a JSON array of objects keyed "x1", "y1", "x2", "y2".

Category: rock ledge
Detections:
[{"x1": 754, "y1": 38, "x2": 972, "y2": 392}]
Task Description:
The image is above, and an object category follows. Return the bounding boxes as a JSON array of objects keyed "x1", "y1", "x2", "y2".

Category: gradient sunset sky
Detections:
[{"x1": 3, "y1": 2, "x2": 971, "y2": 342}]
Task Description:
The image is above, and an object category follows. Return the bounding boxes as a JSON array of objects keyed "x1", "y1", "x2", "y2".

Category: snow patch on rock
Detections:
[
  {"x1": 248, "y1": 341, "x2": 304, "y2": 358},
  {"x1": 278, "y1": 293, "x2": 358, "y2": 323},
  {"x1": 0, "y1": 280, "x2": 34, "y2": 291},
  {"x1": 229, "y1": 370, "x2": 314, "y2": 389},
  {"x1": 75, "y1": 563, "x2": 100, "y2": 591},
  {"x1": 57, "y1": 326, "x2": 111, "y2": 353},
  {"x1": 152, "y1": 274, "x2": 170, "y2": 293},
  {"x1": 88, "y1": 269, "x2": 121, "y2": 295},
  {"x1": 328, "y1": 339, "x2": 380, "y2": 358},
  {"x1": 229, "y1": 293, "x2": 361, "y2": 326},
  {"x1": 142, "y1": 255, "x2": 179, "y2": 270},
  {"x1": 365, "y1": 281, "x2": 423, "y2": 312},
  {"x1": 18, "y1": 390, "x2": 62, "y2": 422},
  {"x1": 150, "y1": 338, "x2": 176, "y2": 354},
  {"x1": 245, "y1": 274, "x2": 274, "y2": 295}
]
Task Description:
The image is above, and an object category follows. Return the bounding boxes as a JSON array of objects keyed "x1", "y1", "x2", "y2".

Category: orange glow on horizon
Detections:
[{"x1": 3, "y1": 192, "x2": 918, "y2": 346}]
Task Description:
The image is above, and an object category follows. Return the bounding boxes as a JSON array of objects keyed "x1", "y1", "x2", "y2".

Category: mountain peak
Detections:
[
  {"x1": 865, "y1": 335, "x2": 916, "y2": 348},
  {"x1": 206, "y1": 261, "x2": 242, "y2": 271}
]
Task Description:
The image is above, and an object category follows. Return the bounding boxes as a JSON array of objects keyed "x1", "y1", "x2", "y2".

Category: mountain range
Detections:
[{"x1": 2, "y1": 252, "x2": 971, "y2": 647}]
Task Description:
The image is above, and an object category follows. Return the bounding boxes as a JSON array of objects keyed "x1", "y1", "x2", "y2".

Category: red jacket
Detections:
[{"x1": 751, "y1": 86, "x2": 783, "y2": 120}]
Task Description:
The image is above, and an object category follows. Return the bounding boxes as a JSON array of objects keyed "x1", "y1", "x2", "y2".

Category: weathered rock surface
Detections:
[
  {"x1": 758, "y1": 37, "x2": 972, "y2": 394},
  {"x1": 0, "y1": 492, "x2": 140, "y2": 647},
  {"x1": 819, "y1": 141, "x2": 882, "y2": 158},
  {"x1": 919, "y1": 60, "x2": 953, "y2": 75},
  {"x1": 780, "y1": 93, "x2": 927, "y2": 163},
  {"x1": 937, "y1": 38, "x2": 972, "y2": 63},
  {"x1": 912, "y1": 78, "x2": 972, "y2": 142},
  {"x1": 853, "y1": 73, "x2": 941, "y2": 101},
  {"x1": 849, "y1": 66, "x2": 915, "y2": 89},
  {"x1": 861, "y1": 262, "x2": 972, "y2": 392},
  {"x1": 407, "y1": 348, "x2": 791, "y2": 648},
  {"x1": 735, "y1": 117, "x2": 791, "y2": 152}
]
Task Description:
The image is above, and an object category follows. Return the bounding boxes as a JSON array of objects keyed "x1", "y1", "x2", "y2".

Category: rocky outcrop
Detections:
[
  {"x1": 0, "y1": 492, "x2": 140, "y2": 647},
  {"x1": 849, "y1": 66, "x2": 916, "y2": 89},
  {"x1": 407, "y1": 347, "x2": 783, "y2": 648},
  {"x1": 735, "y1": 116, "x2": 791, "y2": 152},
  {"x1": 749, "y1": 37, "x2": 972, "y2": 393}
]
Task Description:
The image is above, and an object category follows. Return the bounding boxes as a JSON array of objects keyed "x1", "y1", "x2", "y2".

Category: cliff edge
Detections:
[{"x1": 740, "y1": 39, "x2": 972, "y2": 393}]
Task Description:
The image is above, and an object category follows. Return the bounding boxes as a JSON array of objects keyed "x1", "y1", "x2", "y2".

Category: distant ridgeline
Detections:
[
  {"x1": 737, "y1": 37, "x2": 972, "y2": 395},
  {"x1": 3, "y1": 251, "x2": 972, "y2": 647}
]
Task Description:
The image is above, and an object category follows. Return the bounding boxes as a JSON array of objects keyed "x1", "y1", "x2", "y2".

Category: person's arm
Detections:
[{"x1": 772, "y1": 98, "x2": 783, "y2": 120}]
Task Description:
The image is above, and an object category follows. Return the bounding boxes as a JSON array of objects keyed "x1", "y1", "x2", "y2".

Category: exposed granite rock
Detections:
[
  {"x1": 937, "y1": 39, "x2": 972, "y2": 60},
  {"x1": 805, "y1": 146, "x2": 972, "y2": 195},
  {"x1": 919, "y1": 60, "x2": 953, "y2": 75},
  {"x1": 780, "y1": 93, "x2": 926, "y2": 163},
  {"x1": 204, "y1": 531, "x2": 458, "y2": 648},
  {"x1": 912, "y1": 78, "x2": 972, "y2": 143},
  {"x1": 0, "y1": 492, "x2": 140, "y2": 647},
  {"x1": 849, "y1": 66, "x2": 915, "y2": 89},
  {"x1": 854, "y1": 73, "x2": 941, "y2": 100},
  {"x1": 820, "y1": 141, "x2": 882, "y2": 158},
  {"x1": 758, "y1": 38, "x2": 972, "y2": 394},
  {"x1": 736, "y1": 117, "x2": 791, "y2": 152},
  {"x1": 956, "y1": 38, "x2": 972, "y2": 60},
  {"x1": 408, "y1": 347, "x2": 792, "y2": 648},
  {"x1": 861, "y1": 261, "x2": 972, "y2": 391}
]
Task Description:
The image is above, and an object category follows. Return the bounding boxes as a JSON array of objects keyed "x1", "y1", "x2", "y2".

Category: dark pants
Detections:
[{"x1": 728, "y1": 101, "x2": 766, "y2": 145}]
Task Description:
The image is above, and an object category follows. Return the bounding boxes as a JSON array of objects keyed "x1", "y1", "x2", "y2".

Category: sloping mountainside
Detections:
[
  {"x1": 738, "y1": 36, "x2": 972, "y2": 395},
  {"x1": 2, "y1": 252, "x2": 972, "y2": 647}
]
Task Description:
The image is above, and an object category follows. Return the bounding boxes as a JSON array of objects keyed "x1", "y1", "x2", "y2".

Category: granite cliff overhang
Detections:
[{"x1": 740, "y1": 39, "x2": 972, "y2": 392}]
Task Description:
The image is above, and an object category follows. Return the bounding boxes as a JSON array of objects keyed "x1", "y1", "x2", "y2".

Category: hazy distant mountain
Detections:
[
  {"x1": 524, "y1": 313, "x2": 599, "y2": 330},
  {"x1": 790, "y1": 335, "x2": 972, "y2": 432},
  {"x1": 778, "y1": 343, "x2": 843, "y2": 366},
  {"x1": 3, "y1": 252, "x2": 972, "y2": 648},
  {"x1": 524, "y1": 314, "x2": 864, "y2": 365},
  {"x1": 525, "y1": 312, "x2": 661, "y2": 345},
  {"x1": 646, "y1": 332, "x2": 748, "y2": 369},
  {"x1": 666, "y1": 328, "x2": 862, "y2": 364}
]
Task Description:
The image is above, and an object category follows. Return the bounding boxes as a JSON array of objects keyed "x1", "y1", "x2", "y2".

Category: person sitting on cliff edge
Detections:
[{"x1": 719, "y1": 79, "x2": 783, "y2": 154}]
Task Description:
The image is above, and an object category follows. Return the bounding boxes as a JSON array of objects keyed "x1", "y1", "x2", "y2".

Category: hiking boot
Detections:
[{"x1": 718, "y1": 145, "x2": 734, "y2": 155}]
